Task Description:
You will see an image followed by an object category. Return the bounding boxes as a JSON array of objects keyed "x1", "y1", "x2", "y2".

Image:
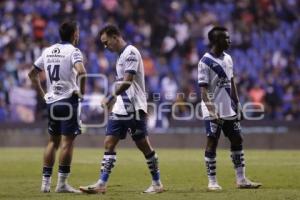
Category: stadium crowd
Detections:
[{"x1": 0, "y1": 0, "x2": 299, "y2": 124}]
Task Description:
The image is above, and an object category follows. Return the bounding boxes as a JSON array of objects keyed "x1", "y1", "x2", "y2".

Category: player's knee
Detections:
[
  {"x1": 135, "y1": 138, "x2": 153, "y2": 154},
  {"x1": 104, "y1": 140, "x2": 116, "y2": 152},
  {"x1": 231, "y1": 135, "x2": 243, "y2": 146},
  {"x1": 60, "y1": 141, "x2": 73, "y2": 151},
  {"x1": 206, "y1": 137, "x2": 218, "y2": 152},
  {"x1": 49, "y1": 137, "x2": 61, "y2": 149},
  {"x1": 49, "y1": 141, "x2": 60, "y2": 149},
  {"x1": 53, "y1": 141, "x2": 60, "y2": 149},
  {"x1": 60, "y1": 138, "x2": 75, "y2": 150}
]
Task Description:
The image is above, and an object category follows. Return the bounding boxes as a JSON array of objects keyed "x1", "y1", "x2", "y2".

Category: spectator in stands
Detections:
[{"x1": 0, "y1": 0, "x2": 299, "y2": 122}]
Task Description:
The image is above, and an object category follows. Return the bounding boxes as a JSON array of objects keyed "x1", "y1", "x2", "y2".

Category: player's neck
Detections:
[
  {"x1": 60, "y1": 40, "x2": 76, "y2": 46},
  {"x1": 210, "y1": 47, "x2": 224, "y2": 58},
  {"x1": 117, "y1": 39, "x2": 127, "y2": 54}
]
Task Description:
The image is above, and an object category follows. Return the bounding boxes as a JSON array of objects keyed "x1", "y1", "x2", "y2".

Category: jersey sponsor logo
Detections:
[
  {"x1": 129, "y1": 51, "x2": 136, "y2": 56},
  {"x1": 52, "y1": 48, "x2": 60, "y2": 54},
  {"x1": 46, "y1": 54, "x2": 64, "y2": 58},
  {"x1": 47, "y1": 58, "x2": 60, "y2": 63},
  {"x1": 72, "y1": 52, "x2": 82, "y2": 60},
  {"x1": 126, "y1": 57, "x2": 137, "y2": 62},
  {"x1": 199, "y1": 66, "x2": 206, "y2": 74}
]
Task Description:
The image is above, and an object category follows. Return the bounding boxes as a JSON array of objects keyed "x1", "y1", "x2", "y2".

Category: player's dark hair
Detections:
[
  {"x1": 208, "y1": 26, "x2": 228, "y2": 44},
  {"x1": 59, "y1": 21, "x2": 78, "y2": 42},
  {"x1": 99, "y1": 24, "x2": 121, "y2": 37}
]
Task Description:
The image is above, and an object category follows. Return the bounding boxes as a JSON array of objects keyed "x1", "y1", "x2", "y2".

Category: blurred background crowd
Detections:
[{"x1": 0, "y1": 0, "x2": 299, "y2": 125}]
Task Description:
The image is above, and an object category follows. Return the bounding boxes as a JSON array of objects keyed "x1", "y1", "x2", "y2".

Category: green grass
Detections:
[{"x1": 0, "y1": 148, "x2": 300, "y2": 200}]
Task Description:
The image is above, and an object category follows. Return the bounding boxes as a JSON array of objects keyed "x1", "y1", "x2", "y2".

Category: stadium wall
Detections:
[{"x1": 0, "y1": 121, "x2": 299, "y2": 149}]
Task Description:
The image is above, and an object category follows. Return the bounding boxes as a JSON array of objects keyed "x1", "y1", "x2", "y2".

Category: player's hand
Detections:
[
  {"x1": 212, "y1": 118, "x2": 223, "y2": 126},
  {"x1": 235, "y1": 103, "x2": 244, "y2": 121},
  {"x1": 236, "y1": 110, "x2": 244, "y2": 121},
  {"x1": 101, "y1": 95, "x2": 115, "y2": 111},
  {"x1": 210, "y1": 113, "x2": 223, "y2": 125},
  {"x1": 74, "y1": 91, "x2": 84, "y2": 102}
]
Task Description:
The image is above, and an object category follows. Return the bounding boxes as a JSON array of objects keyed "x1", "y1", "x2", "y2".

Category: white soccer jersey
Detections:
[
  {"x1": 198, "y1": 52, "x2": 237, "y2": 119},
  {"x1": 34, "y1": 42, "x2": 83, "y2": 104},
  {"x1": 112, "y1": 45, "x2": 147, "y2": 115}
]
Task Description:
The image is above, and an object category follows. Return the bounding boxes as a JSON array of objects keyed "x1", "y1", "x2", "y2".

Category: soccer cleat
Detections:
[
  {"x1": 41, "y1": 177, "x2": 51, "y2": 193},
  {"x1": 79, "y1": 183, "x2": 107, "y2": 194},
  {"x1": 143, "y1": 183, "x2": 164, "y2": 194},
  {"x1": 55, "y1": 183, "x2": 82, "y2": 193},
  {"x1": 207, "y1": 181, "x2": 222, "y2": 191},
  {"x1": 237, "y1": 178, "x2": 262, "y2": 189}
]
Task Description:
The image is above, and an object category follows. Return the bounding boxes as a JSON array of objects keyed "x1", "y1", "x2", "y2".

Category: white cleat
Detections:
[
  {"x1": 79, "y1": 183, "x2": 107, "y2": 194},
  {"x1": 55, "y1": 183, "x2": 81, "y2": 193},
  {"x1": 208, "y1": 181, "x2": 222, "y2": 191},
  {"x1": 41, "y1": 177, "x2": 51, "y2": 193},
  {"x1": 237, "y1": 178, "x2": 262, "y2": 189},
  {"x1": 143, "y1": 184, "x2": 164, "y2": 194}
]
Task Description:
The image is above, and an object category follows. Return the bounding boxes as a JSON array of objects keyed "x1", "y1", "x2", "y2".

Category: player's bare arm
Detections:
[
  {"x1": 114, "y1": 72, "x2": 134, "y2": 95},
  {"x1": 200, "y1": 85, "x2": 219, "y2": 120},
  {"x1": 231, "y1": 77, "x2": 240, "y2": 104},
  {"x1": 74, "y1": 62, "x2": 87, "y2": 98},
  {"x1": 28, "y1": 67, "x2": 45, "y2": 98},
  {"x1": 231, "y1": 77, "x2": 243, "y2": 120},
  {"x1": 101, "y1": 72, "x2": 134, "y2": 109}
]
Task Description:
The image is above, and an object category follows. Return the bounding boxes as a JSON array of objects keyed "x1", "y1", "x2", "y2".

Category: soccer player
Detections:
[
  {"x1": 198, "y1": 26, "x2": 262, "y2": 191},
  {"x1": 28, "y1": 21, "x2": 86, "y2": 193},
  {"x1": 79, "y1": 24, "x2": 164, "y2": 194}
]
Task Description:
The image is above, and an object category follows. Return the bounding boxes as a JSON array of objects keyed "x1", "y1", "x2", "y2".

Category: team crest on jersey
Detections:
[
  {"x1": 129, "y1": 51, "x2": 135, "y2": 56},
  {"x1": 52, "y1": 48, "x2": 60, "y2": 54}
]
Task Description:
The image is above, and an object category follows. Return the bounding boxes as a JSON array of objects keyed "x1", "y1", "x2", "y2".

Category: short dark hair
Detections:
[
  {"x1": 99, "y1": 24, "x2": 121, "y2": 38},
  {"x1": 208, "y1": 26, "x2": 228, "y2": 43},
  {"x1": 59, "y1": 21, "x2": 78, "y2": 42}
]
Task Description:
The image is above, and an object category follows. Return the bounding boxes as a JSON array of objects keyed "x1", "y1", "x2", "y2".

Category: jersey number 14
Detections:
[{"x1": 47, "y1": 64, "x2": 60, "y2": 84}]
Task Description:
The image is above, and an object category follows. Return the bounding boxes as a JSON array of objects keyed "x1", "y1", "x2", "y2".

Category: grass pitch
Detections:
[{"x1": 0, "y1": 148, "x2": 299, "y2": 200}]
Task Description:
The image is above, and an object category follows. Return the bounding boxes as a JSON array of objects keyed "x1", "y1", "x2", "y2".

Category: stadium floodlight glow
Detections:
[{"x1": 49, "y1": 102, "x2": 73, "y2": 121}]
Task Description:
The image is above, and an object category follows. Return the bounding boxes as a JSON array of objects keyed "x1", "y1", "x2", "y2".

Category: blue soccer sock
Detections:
[
  {"x1": 42, "y1": 166, "x2": 53, "y2": 178},
  {"x1": 57, "y1": 165, "x2": 71, "y2": 185},
  {"x1": 145, "y1": 151, "x2": 161, "y2": 185},
  {"x1": 231, "y1": 145, "x2": 246, "y2": 181},
  {"x1": 58, "y1": 165, "x2": 70, "y2": 174},
  {"x1": 205, "y1": 151, "x2": 217, "y2": 183},
  {"x1": 99, "y1": 152, "x2": 117, "y2": 184}
]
